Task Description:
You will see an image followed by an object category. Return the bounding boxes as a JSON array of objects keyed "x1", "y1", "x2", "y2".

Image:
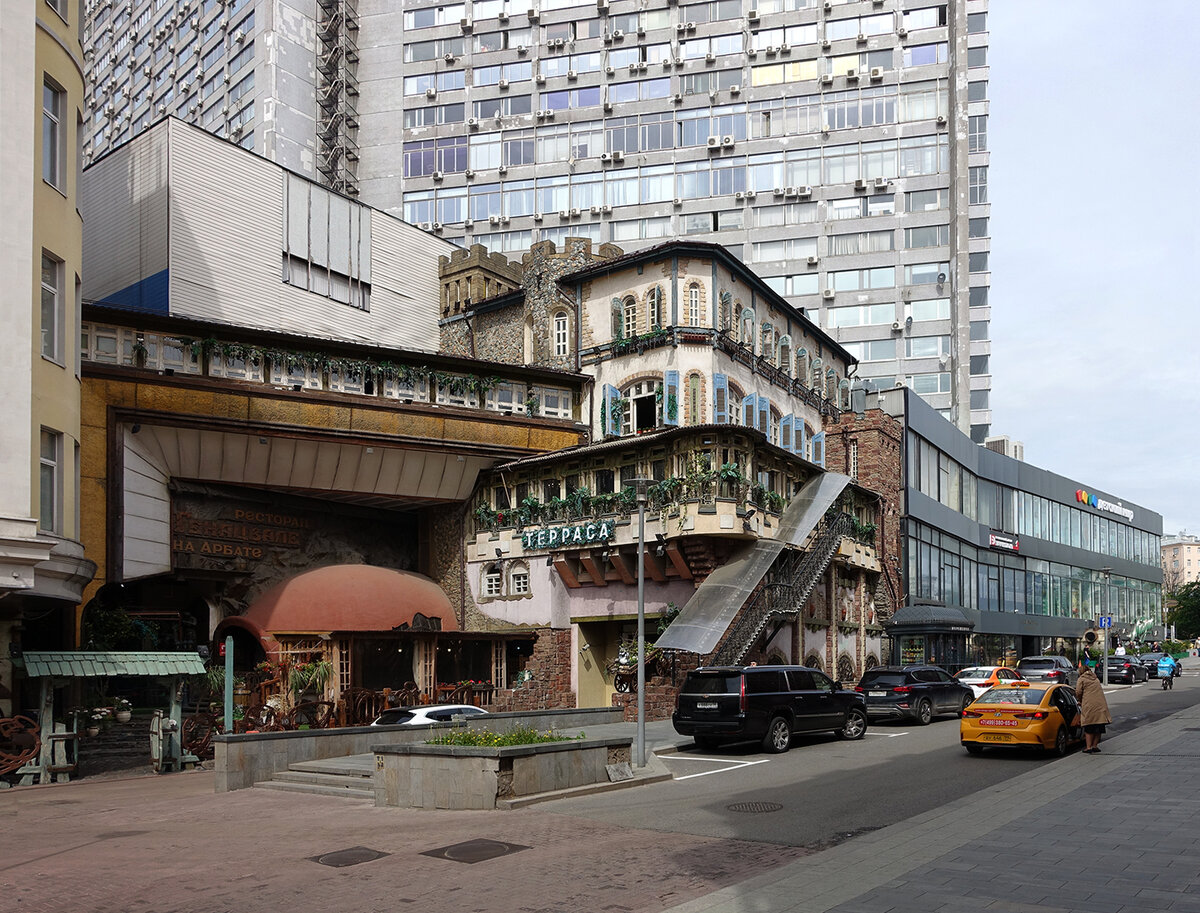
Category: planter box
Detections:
[{"x1": 373, "y1": 736, "x2": 632, "y2": 810}]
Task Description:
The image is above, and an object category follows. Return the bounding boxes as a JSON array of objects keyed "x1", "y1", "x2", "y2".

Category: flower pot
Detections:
[
  {"x1": 115, "y1": 710, "x2": 132, "y2": 723},
  {"x1": 85, "y1": 726, "x2": 100, "y2": 737}
]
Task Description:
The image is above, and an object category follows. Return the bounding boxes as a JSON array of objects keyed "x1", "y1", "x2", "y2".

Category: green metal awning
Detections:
[{"x1": 18, "y1": 651, "x2": 207, "y2": 678}]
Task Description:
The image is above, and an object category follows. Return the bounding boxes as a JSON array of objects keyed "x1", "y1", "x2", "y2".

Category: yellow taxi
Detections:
[{"x1": 959, "y1": 681, "x2": 1083, "y2": 757}]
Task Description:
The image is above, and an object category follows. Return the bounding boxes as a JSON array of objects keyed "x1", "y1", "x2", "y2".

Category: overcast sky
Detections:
[{"x1": 986, "y1": 1, "x2": 1200, "y2": 538}]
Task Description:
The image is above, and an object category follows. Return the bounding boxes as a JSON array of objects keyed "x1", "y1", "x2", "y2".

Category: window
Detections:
[
  {"x1": 553, "y1": 311, "x2": 569, "y2": 356},
  {"x1": 622, "y1": 295, "x2": 637, "y2": 338},
  {"x1": 40, "y1": 429, "x2": 62, "y2": 533},
  {"x1": 967, "y1": 81, "x2": 987, "y2": 102},
  {"x1": 511, "y1": 567, "x2": 530, "y2": 595},
  {"x1": 688, "y1": 285, "x2": 701, "y2": 326},
  {"x1": 968, "y1": 114, "x2": 987, "y2": 152},
  {"x1": 967, "y1": 47, "x2": 988, "y2": 69},
  {"x1": 647, "y1": 286, "x2": 664, "y2": 329},
  {"x1": 906, "y1": 335, "x2": 950, "y2": 358},
  {"x1": 969, "y1": 166, "x2": 988, "y2": 204},
  {"x1": 969, "y1": 286, "x2": 989, "y2": 308},
  {"x1": 43, "y1": 79, "x2": 65, "y2": 189},
  {"x1": 968, "y1": 217, "x2": 989, "y2": 239},
  {"x1": 484, "y1": 566, "x2": 502, "y2": 597},
  {"x1": 969, "y1": 251, "x2": 989, "y2": 273},
  {"x1": 905, "y1": 225, "x2": 949, "y2": 249},
  {"x1": 40, "y1": 252, "x2": 62, "y2": 361},
  {"x1": 906, "y1": 189, "x2": 948, "y2": 212}
]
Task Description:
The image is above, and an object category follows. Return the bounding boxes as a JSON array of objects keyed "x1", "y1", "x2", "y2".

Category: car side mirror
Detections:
[{"x1": 833, "y1": 681, "x2": 843, "y2": 690}]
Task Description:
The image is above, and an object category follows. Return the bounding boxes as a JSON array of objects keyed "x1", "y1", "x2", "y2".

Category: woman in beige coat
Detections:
[{"x1": 1075, "y1": 661, "x2": 1112, "y2": 753}]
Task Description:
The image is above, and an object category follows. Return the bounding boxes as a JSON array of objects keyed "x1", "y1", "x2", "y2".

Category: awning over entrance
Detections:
[
  {"x1": 885, "y1": 603, "x2": 975, "y2": 632},
  {"x1": 19, "y1": 651, "x2": 207, "y2": 678},
  {"x1": 654, "y1": 472, "x2": 852, "y2": 656},
  {"x1": 216, "y1": 564, "x2": 460, "y2": 642}
]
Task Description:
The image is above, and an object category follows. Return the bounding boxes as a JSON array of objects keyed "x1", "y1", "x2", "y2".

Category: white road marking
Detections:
[
  {"x1": 663, "y1": 757, "x2": 771, "y2": 780},
  {"x1": 866, "y1": 730, "x2": 910, "y2": 737}
]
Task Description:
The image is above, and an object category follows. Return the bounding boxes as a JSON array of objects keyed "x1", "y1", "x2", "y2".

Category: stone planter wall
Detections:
[
  {"x1": 213, "y1": 706, "x2": 622, "y2": 792},
  {"x1": 373, "y1": 737, "x2": 632, "y2": 810}
]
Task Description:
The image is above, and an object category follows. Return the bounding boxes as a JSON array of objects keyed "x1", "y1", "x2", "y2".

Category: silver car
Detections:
[{"x1": 1015, "y1": 655, "x2": 1077, "y2": 686}]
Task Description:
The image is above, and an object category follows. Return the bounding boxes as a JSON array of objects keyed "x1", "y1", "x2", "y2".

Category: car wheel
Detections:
[
  {"x1": 693, "y1": 735, "x2": 721, "y2": 751},
  {"x1": 957, "y1": 694, "x2": 971, "y2": 718},
  {"x1": 965, "y1": 744, "x2": 983, "y2": 755},
  {"x1": 762, "y1": 716, "x2": 791, "y2": 754},
  {"x1": 1051, "y1": 726, "x2": 1069, "y2": 757},
  {"x1": 837, "y1": 708, "x2": 867, "y2": 740},
  {"x1": 914, "y1": 699, "x2": 933, "y2": 725}
]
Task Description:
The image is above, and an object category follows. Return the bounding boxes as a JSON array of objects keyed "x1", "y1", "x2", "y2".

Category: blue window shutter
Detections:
[
  {"x1": 713, "y1": 373, "x2": 728, "y2": 424},
  {"x1": 797, "y1": 422, "x2": 808, "y2": 461},
  {"x1": 781, "y1": 414, "x2": 793, "y2": 452},
  {"x1": 757, "y1": 396, "x2": 769, "y2": 434},
  {"x1": 811, "y1": 430, "x2": 826, "y2": 468},
  {"x1": 742, "y1": 392, "x2": 756, "y2": 426},
  {"x1": 663, "y1": 370, "x2": 680, "y2": 426}
]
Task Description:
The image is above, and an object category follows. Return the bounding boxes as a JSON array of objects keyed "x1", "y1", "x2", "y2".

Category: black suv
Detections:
[
  {"x1": 672, "y1": 665, "x2": 868, "y2": 753},
  {"x1": 855, "y1": 665, "x2": 974, "y2": 724}
]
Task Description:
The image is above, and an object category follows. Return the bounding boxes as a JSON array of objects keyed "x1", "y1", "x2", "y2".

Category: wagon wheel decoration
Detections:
[{"x1": 0, "y1": 715, "x2": 41, "y2": 776}]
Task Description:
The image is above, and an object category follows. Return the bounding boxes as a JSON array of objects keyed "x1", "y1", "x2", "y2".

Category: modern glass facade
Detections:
[{"x1": 891, "y1": 388, "x2": 1162, "y2": 662}]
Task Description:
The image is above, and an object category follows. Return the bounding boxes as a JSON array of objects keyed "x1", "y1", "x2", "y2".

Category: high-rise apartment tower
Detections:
[{"x1": 82, "y1": 0, "x2": 991, "y2": 438}]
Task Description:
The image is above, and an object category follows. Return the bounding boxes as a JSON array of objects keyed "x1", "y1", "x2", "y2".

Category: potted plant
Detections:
[
  {"x1": 113, "y1": 697, "x2": 133, "y2": 723},
  {"x1": 85, "y1": 708, "x2": 109, "y2": 737}
]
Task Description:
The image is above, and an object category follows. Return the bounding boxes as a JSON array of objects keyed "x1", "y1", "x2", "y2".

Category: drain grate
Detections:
[
  {"x1": 422, "y1": 838, "x2": 530, "y2": 864},
  {"x1": 310, "y1": 846, "x2": 390, "y2": 868},
  {"x1": 727, "y1": 801, "x2": 783, "y2": 813}
]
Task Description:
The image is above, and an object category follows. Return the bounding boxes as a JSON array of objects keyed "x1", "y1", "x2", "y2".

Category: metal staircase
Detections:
[
  {"x1": 711, "y1": 511, "x2": 855, "y2": 665},
  {"x1": 316, "y1": 0, "x2": 361, "y2": 195}
]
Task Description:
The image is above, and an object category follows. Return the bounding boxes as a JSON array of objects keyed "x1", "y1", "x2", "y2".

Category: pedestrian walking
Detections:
[{"x1": 1075, "y1": 660, "x2": 1112, "y2": 754}]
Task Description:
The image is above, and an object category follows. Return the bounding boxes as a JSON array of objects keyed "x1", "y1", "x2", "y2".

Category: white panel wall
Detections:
[
  {"x1": 121, "y1": 429, "x2": 172, "y2": 580},
  {"x1": 165, "y1": 120, "x2": 455, "y2": 351},
  {"x1": 80, "y1": 126, "x2": 169, "y2": 302}
]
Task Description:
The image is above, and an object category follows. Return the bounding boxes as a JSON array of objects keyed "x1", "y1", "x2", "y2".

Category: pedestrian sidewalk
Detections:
[{"x1": 662, "y1": 656, "x2": 1200, "y2": 913}]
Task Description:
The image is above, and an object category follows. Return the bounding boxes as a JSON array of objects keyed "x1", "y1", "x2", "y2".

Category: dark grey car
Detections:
[
  {"x1": 1015, "y1": 655, "x2": 1077, "y2": 686},
  {"x1": 1139, "y1": 653, "x2": 1166, "y2": 678},
  {"x1": 855, "y1": 665, "x2": 974, "y2": 724}
]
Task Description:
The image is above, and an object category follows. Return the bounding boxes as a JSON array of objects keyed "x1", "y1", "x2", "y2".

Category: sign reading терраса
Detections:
[
  {"x1": 522, "y1": 521, "x2": 614, "y2": 550},
  {"x1": 1075, "y1": 489, "x2": 1135, "y2": 521}
]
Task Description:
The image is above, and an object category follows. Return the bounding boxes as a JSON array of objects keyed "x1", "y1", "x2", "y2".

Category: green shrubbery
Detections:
[{"x1": 426, "y1": 724, "x2": 584, "y2": 747}]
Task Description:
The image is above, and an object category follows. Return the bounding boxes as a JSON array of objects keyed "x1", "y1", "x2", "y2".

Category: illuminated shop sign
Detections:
[
  {"x1": 988, "y1": 532, "x2": 1019, "y2": 552},
  {"x1": 521, "y1": 521, "x2": 614, "y2": 550},
  {"x1": 1075, "y1": 489, "x2": 1134, "y2": 521}
]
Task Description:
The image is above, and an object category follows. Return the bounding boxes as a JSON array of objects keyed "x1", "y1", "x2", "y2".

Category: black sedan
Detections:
[
  {"x1": 1105, "y1": 655, "x2": 1148, "y2": 684},
  {"x1": 1139, "y1": 653, "x2": 1166, "y2": 678}
]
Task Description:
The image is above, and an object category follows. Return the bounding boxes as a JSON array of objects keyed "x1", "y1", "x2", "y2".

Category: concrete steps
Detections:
[{"x1": 254, "y1": 754, "x2": 375, "y2": 800}]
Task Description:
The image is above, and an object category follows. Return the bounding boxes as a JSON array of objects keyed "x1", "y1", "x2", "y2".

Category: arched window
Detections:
[
  {"x1": 622, "y1": 378, "x2": 661, "y2": 434},
  {"x1": 838, "y1": 378, "x2": 852, "y2": 409},
  {"x1": 510, "y1": 563, "x2": 530, "y2": 595},
  {"x1": 647, "y1": 285, "x2": 664, "y2": 329},
  {"x1": 769, "y1": 405, "x2": 782, "y2": 446},
  {"x1": 740, "y1": 308, "x2": 755, "y2": 347},
  {"x1": 811, "y1": 356, "x2": 823, "y2": 391},
  {"x1": 623, "y1": 295, "x2": 638, "y2": 339},
  {"x1": 686, "y1": 373, "x2": 702, "y2": 424},
  {"x1": 826, "y1": 368, "x2": 838, "y2": 402},
  {"x1": 688, "y1": 284, "x2": 701, "y2": 326},
  {"x1": 720, "y1": 290, "x2": 734, "y2": 331},
  {"x1": 553, "y1": 311, "x2": 569, "y2": 357},
  {"x1": 796, "y1": 347, "x2": 809, "y2": 385},
  {"x1": 483, "y1": 564, "x2": 503, "y2": 598},
  {"x1": 760, "y1": 323, "x2": 774, "y2": 362},
  {"x1": 778, "y1": 336, "x2": 792, "y2": 376},
  {"x1": 611, "y1": 297, "x2": 623, "y2": 340},
  {"x1": 727, "y1": 382, "x2": 745, "y2": 425}
]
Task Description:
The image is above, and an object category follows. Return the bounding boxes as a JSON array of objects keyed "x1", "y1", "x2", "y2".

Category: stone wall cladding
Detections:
[
  {"x1": 611, "y1": 652, "x2": 702, "y2": 722},
  {"x1": 823, "y1": 407, "x2": 905, "y2": 623},
  {"x1": 492, "y1": 627, "x2": 576, "y2": 712}
]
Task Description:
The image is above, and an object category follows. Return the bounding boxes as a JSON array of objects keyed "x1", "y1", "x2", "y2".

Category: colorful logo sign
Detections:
[{"x1": 1075, "y1": 489, "x2": 1134, "y2": 521}]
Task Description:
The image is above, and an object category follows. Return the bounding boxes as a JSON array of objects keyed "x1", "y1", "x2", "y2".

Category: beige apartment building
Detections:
[
  {"x1": 0, "y1": 0, "x2": 97, "y2": 713},
  {"x1": 1163, "y1": 534, "x2": 1200, "y2": 591}
]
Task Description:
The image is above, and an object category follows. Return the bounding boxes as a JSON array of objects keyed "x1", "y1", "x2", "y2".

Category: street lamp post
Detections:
[{"x1": 634, "y1": 478, "x2": 651, "y2": 768}]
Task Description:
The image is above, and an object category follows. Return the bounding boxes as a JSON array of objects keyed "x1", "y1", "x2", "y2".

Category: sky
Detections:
[{"x1": 985, "y1": 1, "x2": 1200, "y2": 538}]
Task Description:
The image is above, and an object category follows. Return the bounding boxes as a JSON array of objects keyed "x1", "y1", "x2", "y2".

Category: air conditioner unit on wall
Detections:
[{"x1": 822, "y1": 288, "x2": 835, "y2": 300}]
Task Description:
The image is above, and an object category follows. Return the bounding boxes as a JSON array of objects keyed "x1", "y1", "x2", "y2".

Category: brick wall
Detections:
[{"x1": 492, "y1": 628, "x2": 576, "y2": 712}]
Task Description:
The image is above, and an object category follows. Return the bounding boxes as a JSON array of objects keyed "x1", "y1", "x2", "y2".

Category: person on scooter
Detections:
[{"x1": 1158, "y1": 652, "x2": 1179, "y2": 688}]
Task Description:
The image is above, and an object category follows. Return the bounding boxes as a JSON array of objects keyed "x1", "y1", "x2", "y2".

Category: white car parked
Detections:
[{"x1": 371, "y1": 704, "x2": 489, "y2": 726}]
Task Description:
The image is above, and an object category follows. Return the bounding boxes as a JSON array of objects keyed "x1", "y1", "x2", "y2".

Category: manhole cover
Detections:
[
  {"x1": 727, "y1": 801, "x2": 783, "y2": 813},
  {"x1": 422, "y1": 838, "x2": 530, "y2": 864},
  {"x1": 310, "y1": 846, "x2": 390, "y2": 868}
]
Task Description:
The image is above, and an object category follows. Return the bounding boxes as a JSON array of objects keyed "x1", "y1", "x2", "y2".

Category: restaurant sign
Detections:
[
  {"x1": 172, "y1": 506, "x2": 313, "y2": 560},
  {"x1": 521, "y1": 521, "x2": 614, "y2": 551}
]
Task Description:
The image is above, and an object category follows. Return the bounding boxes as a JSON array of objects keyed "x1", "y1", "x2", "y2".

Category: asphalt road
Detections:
[{"x1": 545, "y1": 677, "x2": 1200, "y2": 849}]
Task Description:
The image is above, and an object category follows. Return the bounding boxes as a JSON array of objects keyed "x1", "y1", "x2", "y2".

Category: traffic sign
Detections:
[{"x1": 1098, "y1": 616, "x2": 1112, "y2": 628}]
